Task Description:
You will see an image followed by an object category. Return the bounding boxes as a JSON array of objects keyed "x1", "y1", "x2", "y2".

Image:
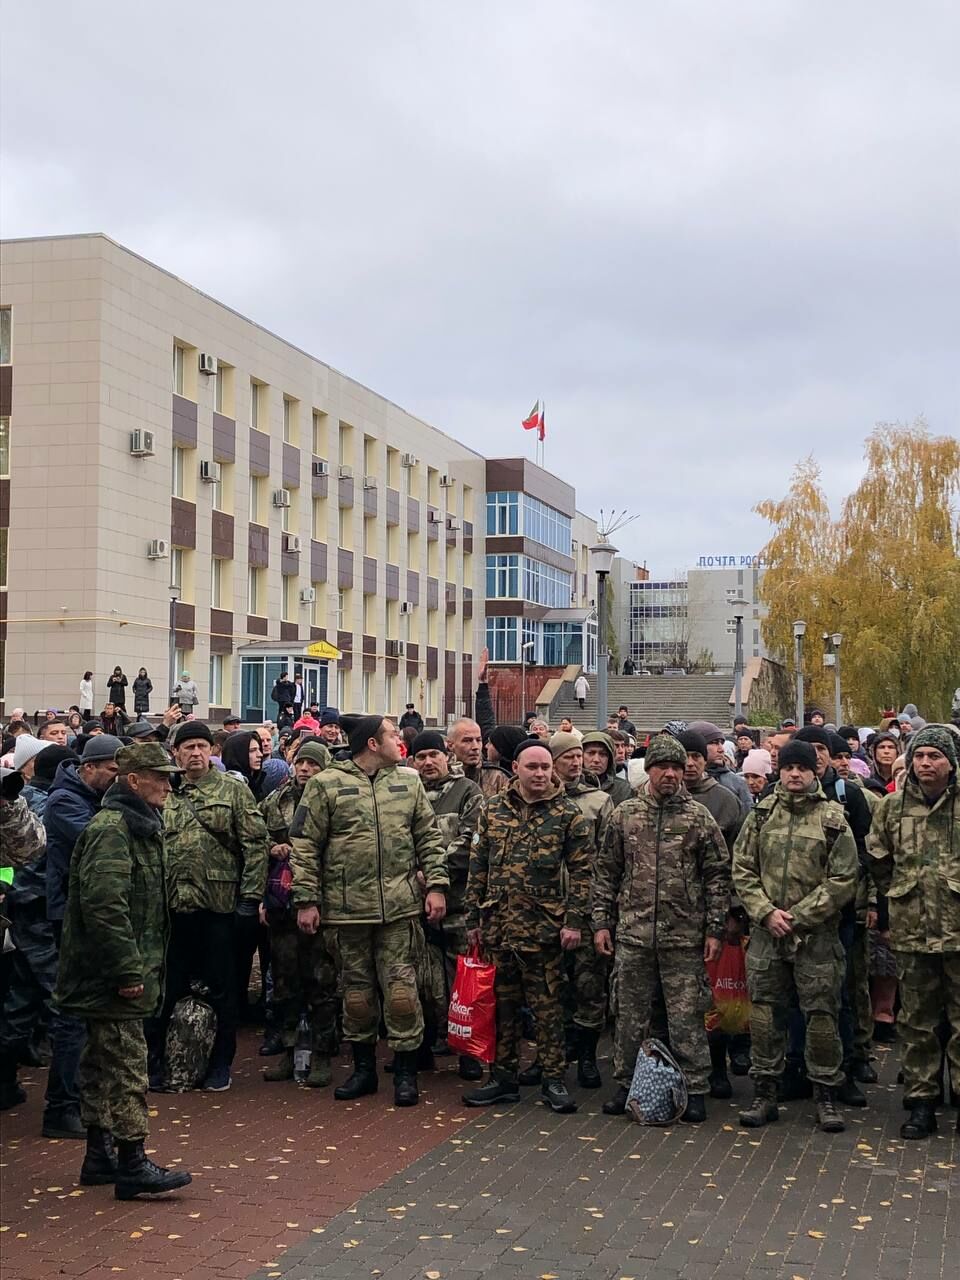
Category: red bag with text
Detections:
[
  {"x1": 705, "y1": 939, "x2": 750, "y2": 1036},
  {"x1": 447, "y1": 947, "x2": 496, "y2": 1062}
]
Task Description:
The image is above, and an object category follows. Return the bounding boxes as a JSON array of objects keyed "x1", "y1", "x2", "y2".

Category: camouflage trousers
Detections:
[
  {"x1": 896, "y1": 950, "x2": 960, "y2": 1101},
  {"x1": 565, "y1": 938, "x2": 611, "y2": 1032},
  {"x1": 492, "y1": 945, "x2": 566, "y2": 1081},
  {"x1": 612, "y1": 943, "x2": 712, "y2": 1092},
  {"x1": 421, "y1": 915, "x2": 469, "y2": 1031},
  {"x1": 746, "y1": 927, "x2": 845, "y2": 1088},
  {"x1": 324, "y1": 919, "x2": 424, "y2": 1052},
  {"x1": 268, "y1": 911, "x2": 339, "y2": 1054},
  {"x1": 78, "y1": 1018, "x2": 149, "y2": 1142},
  {"x1": 845, "y1": 922, "x2": 873, "y2": 1065}
]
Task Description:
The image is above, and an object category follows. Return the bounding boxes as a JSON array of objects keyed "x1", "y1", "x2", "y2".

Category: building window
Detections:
[
  {"x1": 0, "y1": 527, "x2": 7, "y2": 589},
  {"x1": 209, "y1": 654, "x2": 224, "y2": 705},
  {"x1": 541, "y1": 621, "x2": 583, "y2": 666},
  {"x1": 211, "y1": 558, "x2": 223, "y2": 609},
  {"x1": 312, "y1": 410, "x2": 327, "y2": 456},
  {"x1": 0, "y1": 309, "x2": 10, "y2": 364},
  {"x1": 283, "y1": 396, "x2": 298, "y2": 445},
  {"x1": 485, "y1": 554, "x2": 519, "y2": 598},
  {"x1": 248, "y1": 566, "x2": 264, "y2": 615},
  {"x1": 170, "y1": 547, "x2": 184, "y2": 592},
  {"x1": 249, "y1": 474, "x2": 263, "y2": 524},
  {"x1": 384, "y1": 672, "x2": 395, "y2": 715},
  {"x1": 337, "y1": 665, "x2": 347, "y2": 709},
  {"x1": 485, "y1": 616, "x2": 519, "y2": 663},
  {"x1": 521, "y1": 494, "x2": 572, "y2": 555},
  {"x1": 212, "y1": 463, "x2": 226, "y2": 512},
  {"x1": 214, "y1": 362, "x2": 233, "y2": 417},
  {"x1": 172, "y1": 446, "x2": 185, "y2": 498},
  {"x1": 282, "y1": 574, "x2": 295, "y2": 621},
  {"x1": 310, "y1": 583, "x2": 323, "y2": 627},
  {"x1": 362, "y1": 671, "x2": 372, "y2": 712},
  {"x1": 312, "y1": 496, "x2": 325, "y2": 540},
  {"x1": 0, "y1": 417, "x2": 9, "y2": 477},
  {"x1": 486, "y1": 490, "x2": 520, "y2": 536},
  {"x1": 173, "y1": 344, "x2": 184, "y2": 395},
  {"x1": 250, "y1": 379, "x2": 264, "y2": 431}
]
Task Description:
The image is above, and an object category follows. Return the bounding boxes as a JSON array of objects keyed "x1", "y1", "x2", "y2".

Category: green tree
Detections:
[{"x1": 755, "y1": 422, "x2": 960, "y2": 722}]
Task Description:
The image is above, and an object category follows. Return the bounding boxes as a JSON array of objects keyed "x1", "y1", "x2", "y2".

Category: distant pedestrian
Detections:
[
  {"x1": 173, "y1": 671, "x2": 199, "y2": 717},
  {"x1": 574, "y1": 674, "x2": 590, "y2": 709},
  {"x1": 79, "y1": 672, "x2": 94, "y2": 717},
  {"x1": 132, "y1": 668, "x2": 153, "y2": 716},
  {"x1": 107, "y1": 667, "x2": 128, "y2": 710}
]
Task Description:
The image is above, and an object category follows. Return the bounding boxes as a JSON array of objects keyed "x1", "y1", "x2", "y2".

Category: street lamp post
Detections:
[
  {"x1": 730, "y1": 599, "x2": 749, "y2": 723},
  {"x1": 168, "y1": 589, "x2": 180, "y2": 706},
  {"x1": 793, "y1": 619, "x2": 806, "y2": 726},
  {"x1": 831, "y1": 632, "x2": 843, "y2": 725},
  {"x1": 520, "y1": 639, "x2": 535, "y2": 722},
  {"x1": 589, "y1": 539, "x2": 618, "y2": 729}
]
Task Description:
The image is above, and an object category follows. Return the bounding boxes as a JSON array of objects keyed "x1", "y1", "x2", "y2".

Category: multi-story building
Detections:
[{"x1": 0, "y1": 233, "x2": 597, "y2": 724}]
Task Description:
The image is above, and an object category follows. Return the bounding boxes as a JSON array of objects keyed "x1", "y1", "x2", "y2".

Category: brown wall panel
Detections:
[
  {"x1": 282, "y1": 443, "x2": 301, "y2": 490},
  {"x1": 211, "y1": 510, "x2": 234, "y2": 559},
  {"x1": 406, "y1": 496, "x2": 420, "y2": 531},
  {"x1": 280, "y1": 550, "x2": 300, "y2": 578},
  {"x1": 339, "y1": 652, "x2": 353, "y2": 672},
  {"x1": 463, "y1": 520, "x2": 473, "y2": 554},
  {"x1": 310, "y1": 626, "x2": 327, "y2": 641},
  {"x1": 174, "y1": 602, "x2": 195, "y2": 650},
  {"x1": 362, "y1": 653, "x2": 377, "y2": 673},
  {"x1": 406, "y1": 659, "x2": 419, "y2": 678},
  {"x1": 484, "y1": 600, "x2": 523, "y2": 617},
  {"x1": 337, "y1": 629, "x2": 353, "y2": 653},
  {"x1": 210, "y1": 608, "x2": 234, "y2": 654},
  {"x1": 385, "y1": 488, "x2": 400, "y2": 526},
  {"x1": 385, "y1": 563, "x2": 399, "y2": 600},
  {"x1": 280, "y1": 621, "x2": 299, "y2": 643},
  {"x1": 445, "y1": 582, "x2": 457, "y2": 614},
  {"x1": 406, "y1": 570, "x2": 420, "y2": 605},
  {"x1": 0, "y1": 478, "x2": 9, "y2": 527},
  {"x1": 362, "y1": 556, "x2": 377, "y2": 594},
  {"x1": 362, "y1": 634, "x2": 376, "y2": 655},
  {"x1": 384, "y1": 657, "x2": 398, "y2": 677},
  {"x1": 363, "y1": 485, "x2": 377, "y2": 518},
  {"x1": 248, "y1": 428, "x2": 270, "y2": 476},
  {"x1": 310, "y1": 540, "x2": 328, "y2": 584},
  {"x1": 485, "y1": 534, "x2": 574, "y2": 573},
  {"x1": 311, "y1": 470, "x2": 329, "y2": 499},
  {"x1": 0, "y1": 366, "x2": 11, "y2": 417},
  {"x1": 212, "y1": 413, "x2": 236, "y2": 464},
  {"x1": 406, "y1": 642, "x2": 419, "y2": 662},
  {"x1": 337, "y1": 548, "x2": 354, "y2": 588},
  {"x1": 426, "y1": 507, "x2": 440, "y2": 542},
  {"x1": 248, "y1": 523, "x2": 269, "y2": 569},
  {"x1": 247, "y1": 615, "x2": 268, "y2": 636},
  {"x1": 172, "y1": 395, "x2": 198, "y2": 448},
  {"x1": 485, "y1": 458, "x2": 575, "y2": 517},
  {"x1": 426, "y1": 647, "x2": 439, "y2": 679},
  {"x1": 170, "y1": 498, "x2": 197, "y2": 550},
  {"x1": 338, "y1": 476, "x2": 355, "y2": 508}
]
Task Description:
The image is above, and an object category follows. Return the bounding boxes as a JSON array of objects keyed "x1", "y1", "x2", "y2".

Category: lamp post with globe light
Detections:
[{"x1": 589, "y1": 538, "x2": 618, "y2": 729}]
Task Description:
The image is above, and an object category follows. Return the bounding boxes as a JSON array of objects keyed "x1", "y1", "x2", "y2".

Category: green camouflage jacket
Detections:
[
  {"x1": 261, "y1": 777, "x2": 303, "y2": 846},
  {"x1": 54, "y1": 784, "x2": 168, "y2": 1020},
  {"x1": 465, "y1": 778, "x2": 593, "y2": 950},
  {"x1": 288, "y1": 759, "x2": 448, "y2": 924},
  {"x1": 163, "y1": 768, "x2": 269, "y2": 914},
  {"x1": 581, "y1": 732, "x2": 634, "y2": 807},
  {"x1": 592, "y1": 781, "x2": 731, "y2": 947},
  {"x1": 868, "y1": 777, "x2": 960, "y2": 952},
  {"x1": 0, "y1": 795, "x2": 46, "y2": 871},
  {"x1": 422, "y1": 769, "x2": 483, "y2": 917},
  {"x1": 731, "y1": 782, "x2": 856, "y2": 932},
  {"x1": 565, "y1": 776, "x2": 615, "y2": 858}
]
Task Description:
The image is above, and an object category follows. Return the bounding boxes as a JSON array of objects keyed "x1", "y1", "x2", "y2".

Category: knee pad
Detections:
[
  {"x1": 386, "y1": 981, "x2": 419, "y2": 1026},
  {"x1": 343, "y1": 988, "x2": 376, "y2": 1027}
]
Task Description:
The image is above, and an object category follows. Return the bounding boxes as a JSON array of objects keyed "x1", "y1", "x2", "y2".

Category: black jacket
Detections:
[
  {"x1": 107, "y1": 675, "x2": 128, "y2": 707},
  {"x1": 399, "y1": 709, "x2": 424, "y2": 732},
  {"x1": 132, "y1": 675, "x2": 153, "y2": 711}
]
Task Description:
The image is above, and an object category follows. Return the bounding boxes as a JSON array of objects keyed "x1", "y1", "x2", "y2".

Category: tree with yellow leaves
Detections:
[{"x1": 755, "y1": 421, "x2": 960, "y2": 723}]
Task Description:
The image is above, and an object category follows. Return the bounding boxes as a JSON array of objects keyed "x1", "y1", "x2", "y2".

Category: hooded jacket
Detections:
[
  {"x1": 685, "y1": 773, "x2": 744, "y2": 854},
  {"x1": 422, "y1": 769, "x2": 483, "y2": 917},
  {"x1": 44, "y1": 761, "x2": 104, "y2": 922},
  {"x1": 706, "y1": 759, "x2": 753, "y2": 821},
  {"x1": 54, "y1": 783, "x2": 168, "y2": 1020},
  {"x1": 580, "y1": 731, "x2": 633, "y2": 807}
]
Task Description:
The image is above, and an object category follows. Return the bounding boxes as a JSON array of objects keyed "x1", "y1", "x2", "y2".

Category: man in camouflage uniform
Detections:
[
  {"x1": 290, "y1": 715, "x2": 448, "y2": 1108},
  {"x1": 0, "y1": 769, "x2": 48, "y2": 1111},
  {"x1": 869, "y1": 725, "x2": 960, "y2": 1139},
  {"x1": 259, "y1": 740, "x2": 337, "y2": 1087},
  {"x1": 581, "y1": 731, "x2": 634, "y2": 807},
  {"x1": 482, "y1": 725, "x2": 528, "y2": 800},
  {"x1": 593, "y1": 733, "x2": 731, "y2": 1124},
  {"x1": 54, "y1": 742, "x2": 192, "y2": 1200},
  {"x1": 463, "y1": 738, "x2": 593, "y2": 1114},
  {"x1": 409, "y1": 730, "x2": 484, "y2": 1080},
  {"x1": 147, "y1": 722, "x2": 269, "y2": 1092},
  {"x1": 517, "y1": 732, "x2": 614, "y2": 1090},
  {"x1": 732, "y1": 740, "x2": 857, "y2": 1133}
]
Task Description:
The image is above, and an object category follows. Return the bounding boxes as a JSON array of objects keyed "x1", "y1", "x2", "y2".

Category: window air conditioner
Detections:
[
  {"x1": 401, "y1": 453, "x2": 418, "y2": 468},
  {"x1": 312, "y1": 459, "x2": 329, "y2": 477},
  {"x1": 129, "y1": 430, "x2": 155, "y2": 457},
  {"x1": 299, "y1": 587, "x2": 317, "y2": 604},
  {"x1": 363, "y1": 475, "x2": 378, "y2": 490},
  {"x1": 386, "y1": 639, "x2": 406, "y2": 657},
  {"x1": 199, "y1": 353, "x2": 217, "y2": 375},
  {"x1": 399, "y1": 601, "x2": 414, "y2": 615},
  {"x1": 284, "y1": 533, "x2": 302, "y2": 553},
  {"x1": 273, "y1": 488, "x2": 292, "y2": 508},
  {"x1": 199, "y1": 460, "x2": 221, "y2": 483},
  {"x1": 338, "y1": 464, "x2": 353, "y2": 480},
  {"x1": 147, "y1": 538, "x2": 169, "y2": 559}
]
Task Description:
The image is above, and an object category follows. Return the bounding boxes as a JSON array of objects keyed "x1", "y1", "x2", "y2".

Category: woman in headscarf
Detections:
[{"x1": 220, "y1": 730, "x2": 269, "y2": 803}]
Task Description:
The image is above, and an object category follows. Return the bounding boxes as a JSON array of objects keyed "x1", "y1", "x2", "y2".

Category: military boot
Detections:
[
  {"x1": 541, "y1": 1078, "x2": 577, "y2": 1114},
  {"x1": 518, "y1": 1059, "x2": 543, "y2": 1086},
  {"x1": 463, "y1": 1074, "x2": 520, "y2": 1107},
  {"x1": 900, "y1": 1100, "x2": 937, "y2": 1140},
  {"x1": 0, "y1": 1052, "x2": 26, "y2": 1112},
  {"x1": 682, "y1": 1093, "x2": 707, "y2": 1123},
  {"x1": 837, "y1": 1073, "x2": 867, "y2": 1108},
  {"x1": 708, "y1": 1037, "x2": 732, "y2": 1099},
  {"x1": 392, "y1": 1050, "x2": 419, "y2": 1107},
  {"x1": 114, "y1": 1141, "x2": 192, "y2": 1200},
  {"x1": 739, "y1": 1080, "x2": 779, "y2": 1128},
  {"x1": 849, "y1": 1056, "x2": 878, "y2": 1084},
  {"x1": 577, "y1": 1028, "x2": 602, "y2": 1090},
  {"x1": 334, "y1": 1043, "x2": 378, "y2": 1101},
  {"x1": 306, "y1": 1054, "x2": 332, "y2": 1088},
  {"x1": 263, "y1": 1048, "x2": 295, "y2": 1082},
  {"x1": 42, "y1": 1106, "x2": 85, "y2": 1139},
  {"x1": 80, "y1": 1127, "x2": 119, "y2": 1185},
  {"x1": 458, "y1": 1054, "x2": 483, "y2": 1082},
  {"x1": 564, "y1": 1024, "x2": 580, "y2": 1063},
  {"x1": 814, "y1": 1084, "x2": 845, "y2": 1133},
  {"x1": 602, "y1": 1084, "x2": 629, "y2": 1116}
]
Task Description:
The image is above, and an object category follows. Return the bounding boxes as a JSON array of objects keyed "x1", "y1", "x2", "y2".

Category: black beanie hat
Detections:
[
  {"x1": 677, "y1": 730, "x2": 709, "y2": 759},
  {"x1": 411, "y1": 730, "x2": 447, "y2": 756},
  {"x1": 828, "y1": 732, "x2": 851, "y2": 757},
  {"x1": 489, "y1": 725, "x2": 527, "y2": 761},
  {"x1": 794, "y1": 725, "x2": 831, "y2": 749},
  {"x1": 33, "y1": 744, "x2": 79, "y2": 783},
  {"x1": 837, "y1": 725, "x2": 860, "y2": 741},
  {"x1": 340, "y1": 714, "x2": 385, "y2": 756},
  {"x1": 173, "y1": 720, "x2": 214, "y2": 749},
  {"x1": 778, "y1": 740, "x2": 818, "y2": 773},
  {"x1": 513, "y1": 735, "x2": 551, "y2": 763}
]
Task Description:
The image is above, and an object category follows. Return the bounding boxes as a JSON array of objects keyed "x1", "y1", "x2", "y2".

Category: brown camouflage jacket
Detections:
[{"x1": 422, "y1": 769, "x2": 483, "y2": 917}]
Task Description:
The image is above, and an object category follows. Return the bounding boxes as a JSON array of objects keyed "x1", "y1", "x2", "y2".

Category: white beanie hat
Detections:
[
  {"x1": 741, "y1": 748, "x2": 772, "y2": 776},
  {"x1": 13, "y1": 735, "x2": 52, "y2": 771}
]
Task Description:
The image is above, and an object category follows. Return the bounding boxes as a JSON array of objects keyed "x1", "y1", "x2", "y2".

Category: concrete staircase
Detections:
[{"x1": 555, "y1": 673, "x2": 736, "y2": 735}]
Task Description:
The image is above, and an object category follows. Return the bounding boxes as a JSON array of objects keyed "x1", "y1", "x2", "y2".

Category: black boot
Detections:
[
  {"x1": 602, "y1": 1084, "x2": 629, "y2": 1116},
  {"x1": 900, "y1": 1100, "x2": 937, "y2": 1140},
  {"x1": 463, "y1": 1074, "x2": 520, "y2": 1107},
  {"x1": 682, "y1": 1093, "x2": 707, "y2": 1123},
  {"x1": 778, "y1": 1060, "x2": 812, "y2": 1101},
  {"x1": 334, "y1": 1042, "x2": 379, "y2": 1100},
  {"x1": 838, "y1": 1073, "x2": 867, "y2": 1108},
  {"x1": 80, "y1": 1126, "x2": 119, "y2": 1185},
  {"x1": 739, "y1": 1080, "x2": 779, "y2": 1128},
  {"x1": 850, "y1": 1058, "x2": 878, "y2": 1084},
  {"x1": 42, "y1": 1106, "x2": 85, "y2": 1139},
  {"x1": 565, "y1": 1024, "x2": 580, "y2": 1063},
  {"x1": 577, "y1": 1028, "x2": 602, "y2": 1090},
  {"x1": 393, "y1": 1050, "x2": 419, "y2": 1107},
  {"x1": 114, "y1": 1140, "x2": 192, "y2": 1200},
  {"x1": 0, "y1": 1052, "x2": 26, "y2": 1111},
  {"x1": 814, "y1": 1084, "x2": 845, "y2": 1133},
  {"x1": 708, "y1": 1038, "x2": 732, "y2": 1099},
  {"x1": 415, "y1": 1039, "x2": 436, "y2": 1072},
  {"x1": 518, "y1": 1059, "x2": 543, "y2": 1086},
  {"x1": 258, "y1": 1028, "x2": 285, "y2": 1057},
  {"x1": 458, "y1": 1054, "x2": 483, "y2": 1082},
  {"x1": 541, "y1": 1078, "x2": 577, "y2": 1114}
]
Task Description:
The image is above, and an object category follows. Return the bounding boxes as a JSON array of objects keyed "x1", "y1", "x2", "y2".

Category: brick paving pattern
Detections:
[{"x1": 1, "y1": 1039, "x2": 956, "y2": 1280}]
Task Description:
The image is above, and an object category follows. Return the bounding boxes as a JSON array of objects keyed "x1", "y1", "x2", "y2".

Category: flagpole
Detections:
[{"x1": 538, "y1": 400, "x2": 545, "y2": 467}]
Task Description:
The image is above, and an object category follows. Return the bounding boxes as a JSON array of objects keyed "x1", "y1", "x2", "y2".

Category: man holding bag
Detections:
[{"x1": 463, "y1": 738, "x2": 593, "y2": 1114}]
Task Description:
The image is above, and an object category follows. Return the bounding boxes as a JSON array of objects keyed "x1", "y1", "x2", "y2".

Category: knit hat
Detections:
[
  {"x1": 910, "y1": 716, "x2": 927, "y2": 731},
  {"x1": 513, "y1": 735, "x2": 551, "y2": 763},
  {"x1": 548, "y1": 731, "x2": 582, "y2": 760},
  {"x1": 687, "y1": 720, "x2": 725, "y2": 743},
  {"x1": 295, "y1": 740, "x2": 331, "y2": 769},
  {"x1": 13, "y1": 736, "x2": 51, "y2": 771},
  {"x1": 778, "y1": 740, "x2": 818, "y2": 773},
  {"x1": 341, "y1": 714, "x2": 385, "y2": 756},
  {"x1": 319, "y1": 707, "x2": 340, "y2": 727},
  {"x1": 794, "y1": 725, "x2": 831, "y2": 749},
  {"x1": 411, "y1": 730, "x2": 448, "y2": 756},
  {"x1": 677, "y1": 730, "x2": 709, "y2": 759},
  {"x1": 828, "y1": 732, "x2": 851, "y2": 757},
  {"x1": 837, "y1": 724, "x2": 860, "y2": 741},
  {"x1": 898, "y1": 703, "x2": 919, "y2": 721},
  {"x1": 906, "y1": 725, "x2": 958, "y2": 771},
  {"x1": 644, "y1": 734, "x2": 688, "y2": 769},
  {"x1": 172, "y1": 721, "x2": 214, "y2": 748},
  {"x1": 741, "y1": 748, "x2": 772, "y2": 776},
  {"x1": 489, "y1": 725, "x2": 527, "y2": 762},
  {"x1": 779, "y1": 717, "x2": 797, "y2": 730},
  {"x1": 33, "y1": 744, "x2": 79, "y2": 782},
  {"x1": 81, "y1": 734, "x2": 123, "y2": 763}
]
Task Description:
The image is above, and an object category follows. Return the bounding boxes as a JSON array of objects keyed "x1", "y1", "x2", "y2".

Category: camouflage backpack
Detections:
[{"x1": 163, "y1": 983, "x2": 216, "y2": 1091}]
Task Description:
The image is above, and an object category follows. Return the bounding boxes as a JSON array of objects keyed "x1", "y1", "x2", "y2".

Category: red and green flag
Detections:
[{"x1": 521, "y1": 398, "x2": 545, "y2": 441}]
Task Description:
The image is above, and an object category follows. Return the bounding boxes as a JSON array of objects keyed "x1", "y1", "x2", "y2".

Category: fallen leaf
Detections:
[
  {"x1": 129, "y1": 1232, "x2": 142, "y2": 1239},
  {"x1": 425, "y1": 1272, "x2": 441, "y2": 1280},
  {"x1": 857, "y1": 1216, "x2": 872, "y2": 1224},
  {"x1": 807, "y1": 1230, "x2": 825, "y2": 1239}
]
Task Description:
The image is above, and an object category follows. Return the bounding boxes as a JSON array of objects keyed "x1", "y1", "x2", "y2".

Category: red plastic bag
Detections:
[
  {"x1": 705, "y1": 939, "x2": 750, "y2": 1036},
  {"x1": 447, "y1": 947, "x2": 497, "y2": 1062}
]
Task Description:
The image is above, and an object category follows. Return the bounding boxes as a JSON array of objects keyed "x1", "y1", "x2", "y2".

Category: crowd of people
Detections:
[{"x1": 0, "y1": 657, "x2": 957, "y2": 1205}]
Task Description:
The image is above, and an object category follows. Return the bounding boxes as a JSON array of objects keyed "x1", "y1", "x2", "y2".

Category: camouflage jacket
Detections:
[
  {"x1": 731, "y1": 782, "x2": 856, "y2": 932},
  {"x1": 591, "y1": 781, "x2": 731, "y2": 947},
  {"x1": 54, "y1": 783, "x2": 168, "y2": 1020},
  {"x1": 1, "y1": 798, "x2": 46, "y2": 931},
  {"x1": 686, "y1": 774, "x2": 744, "y2": 854},
  {"x1": 163, "y1": 767, "x2": 269, "y2": 914},
  {"x1": 868, "y1": 777, "x2": 960, "y2": 952},
  {"x1": 463, "y1": 761, "x2": 510, "y2": 802},
  {"x1": 288, "y1": 759, "x2": 449, "y2": 924},
  {"x1": 422, "y1": 770, "x2": 483, "y2": 917},
  {"x1": 566, "y1": 776, "x2": 615, "y2": 858},
  {"x1": 581, "y1": 732, "x2": 634, "y2": 807},
  {"x1": 261, "y1": 777, "x2": 303, "y2": 846},
  {"x1": 465, "y1": 778, "x2": 593, "y2": 950}
]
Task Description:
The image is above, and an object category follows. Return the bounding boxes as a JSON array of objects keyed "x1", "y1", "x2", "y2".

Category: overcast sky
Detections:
[{"x1": 2, "y1": 2, "x2": 957, "y2": 571}]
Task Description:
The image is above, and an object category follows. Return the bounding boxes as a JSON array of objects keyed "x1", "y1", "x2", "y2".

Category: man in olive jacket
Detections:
[
  {"x1": 868, "y1": 725, "x2": 960, "y2": 1140},
  {"x1": 53, "y1": 743, "x2": 192, "y2": 1201},
  {"x1": 290, "y1": 715, "x2": 448, "y2": 1108}
]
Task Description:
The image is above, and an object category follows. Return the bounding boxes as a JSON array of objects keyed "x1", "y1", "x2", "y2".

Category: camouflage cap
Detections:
[
  {"x1": 115, "y1": 742, "x2": 182, "y2": 774},
  {"x1": 644, "y1": 733, "x2": 688, "y2": 769}
]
